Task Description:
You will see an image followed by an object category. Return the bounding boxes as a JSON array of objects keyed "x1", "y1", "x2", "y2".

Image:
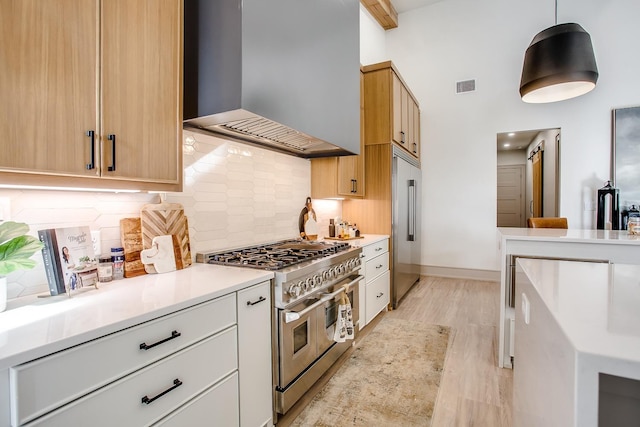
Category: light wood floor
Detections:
[{"x1": 279, "y1": 275, "x2": 513, "y2": 426}]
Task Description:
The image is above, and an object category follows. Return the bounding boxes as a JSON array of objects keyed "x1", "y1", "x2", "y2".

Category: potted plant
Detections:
[{"x1": 0, "y1": 221, "x2": 44, "y2": 312}]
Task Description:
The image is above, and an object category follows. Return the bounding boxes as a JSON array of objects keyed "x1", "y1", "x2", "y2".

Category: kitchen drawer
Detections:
[
  {"x1": 153, "y1": 372, "x2": 239, "y2": 427},
  {"x1": 27, "y1": 326, "x2": 238, "y2": 427},
  {"x1": 361, "y1": 239, "x2": 388, "y2": 261},
  {"x1": 11, "y1": 294, "x2": 236, "y2": 426},
  {"x1": 365, "y1": 252, "x2": 389, "y2": 281},
  {"x1": 366, "y1": 270, "x2": 390, "y2": 324}
]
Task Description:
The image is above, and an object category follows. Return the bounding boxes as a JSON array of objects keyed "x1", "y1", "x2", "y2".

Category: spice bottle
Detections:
[
  {"x1": 111, "y1": 247, "x2": 125, "y2": 280},
  {"x1": 629, "y1": 217, "x2": 640, "y2": 235},
  {"x1": 98, "y1": 255, "x2": 113, "y2": 283},
  {"x1": 329, "y1": 219, "x2": 335, "y2": 238}
]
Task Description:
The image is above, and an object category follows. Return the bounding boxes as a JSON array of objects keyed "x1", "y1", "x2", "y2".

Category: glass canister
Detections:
[
  {"x1": 98, "y1": 255, "x2": 113, "y2": 283},
  {"x1": 628, "y1": 217, "x2": 640, "y2": 235},
  {"x1": 111, "y1": 247, "x2": 125, "y2": 279}
]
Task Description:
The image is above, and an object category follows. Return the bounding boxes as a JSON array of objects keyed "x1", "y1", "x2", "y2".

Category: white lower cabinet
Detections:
[
  {"x1": 359, "y1": 238, "x2": 390, "y2": 328},
  {"x1": 237, "y1": 283, "x2": 273, "y2": 427},
  {"x1": 8, "y1": 280, "x2": 272, "y2": 427},
  {"x1": 153, "y1": 373, "x2": 240, "y2": 427},
  {"x1": 365, "y1": 270, "x2": 391, "y2": 325}
]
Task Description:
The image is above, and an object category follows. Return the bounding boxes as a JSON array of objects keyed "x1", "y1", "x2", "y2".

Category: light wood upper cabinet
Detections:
[
  {"x1": 0, "y1": 0, "x2": 182, "y2": 192},
  {"x1": 362, "y1": 61, "x2": 420, "y2": 160},
  {"x1": 311, "y1": 70, "x2": 365, "y2": 199},
  {"x1": 100, "y1": 0, "x2": 181, "y2": 187},
  {"x1": 0, "y1": 0, "x2": 98, "y2": 177}
]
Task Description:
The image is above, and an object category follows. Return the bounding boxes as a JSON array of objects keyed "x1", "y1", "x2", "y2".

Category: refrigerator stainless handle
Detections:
[{"x1": 408, "y1": 179, "x2": 416, "y2": 241}]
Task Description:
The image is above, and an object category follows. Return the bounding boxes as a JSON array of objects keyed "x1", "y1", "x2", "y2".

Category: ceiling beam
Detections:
[{"x1": 361, "y1": 0, "x2": 398, "y2": 30}]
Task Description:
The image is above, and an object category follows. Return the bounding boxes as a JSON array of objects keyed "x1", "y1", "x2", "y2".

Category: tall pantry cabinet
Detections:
[
  {"x1": 0, "y1": 0, "x2": 183, "y2": 192},
  {"x1": 342, "y1": 61, "x2": 421, "y2": 297}
]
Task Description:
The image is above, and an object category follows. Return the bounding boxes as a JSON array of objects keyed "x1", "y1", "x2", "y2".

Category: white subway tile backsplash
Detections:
[{"x1": 1, "y1": 130, "x2": 343, "y2": 301}]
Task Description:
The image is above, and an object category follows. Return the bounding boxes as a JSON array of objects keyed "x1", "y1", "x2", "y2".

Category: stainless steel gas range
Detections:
[{"x1": 196, "y1": 239, "x2": 363, "y2": 421}]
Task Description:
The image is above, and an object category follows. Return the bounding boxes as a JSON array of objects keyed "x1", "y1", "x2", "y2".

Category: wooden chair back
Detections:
[{"x1": 527, "y1": 217, "x2": 568, "y2": 229}]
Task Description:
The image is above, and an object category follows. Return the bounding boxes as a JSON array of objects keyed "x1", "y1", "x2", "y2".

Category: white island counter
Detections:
[
  {"x1": 514, "y1": 258, "x2": 640, "y2": 427},
  {"x1": 497, "y1": 227, "x2": 640, "y2": 368}
]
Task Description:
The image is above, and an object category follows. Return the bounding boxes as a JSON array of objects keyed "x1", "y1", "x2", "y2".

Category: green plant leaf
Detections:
[
  {"x1": 0, "y1": 221, "x2": 30, "y2": 245},
  {"x1": 0, "y1": 235, "x2": 44, "y2": 276}
]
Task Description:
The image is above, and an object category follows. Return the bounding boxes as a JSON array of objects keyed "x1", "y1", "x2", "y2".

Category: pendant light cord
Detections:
[{"x1": 555, "y1": 0, "x2": 558, "y2": 25}]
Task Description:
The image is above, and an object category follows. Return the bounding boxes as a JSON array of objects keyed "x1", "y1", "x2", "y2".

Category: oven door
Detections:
[
  {"x1": 278, "y1": 298, "x2": 319, "y2": 387},
  {"x1": 317, "y1": 274, "x2": 362, "y2": 356}
]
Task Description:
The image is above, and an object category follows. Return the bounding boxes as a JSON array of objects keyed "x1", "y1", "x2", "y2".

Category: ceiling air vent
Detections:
[{"x1": 456, "y1": 79, "x2": 476, "y2": 94}]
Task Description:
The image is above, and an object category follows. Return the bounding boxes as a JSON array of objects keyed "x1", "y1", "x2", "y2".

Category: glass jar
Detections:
[
  {"x1": 98, "y1": 256, "x2": 113, "y2": 283},
  {"x1": 111, "y1": 247, "x2": 125, "y2": 279},
  {"x1": 628, "y1": 217, "x2": 640, "y2": 235}
]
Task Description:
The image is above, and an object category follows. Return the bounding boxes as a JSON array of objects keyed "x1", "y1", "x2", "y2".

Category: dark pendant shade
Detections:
[{"x1": 520, "y1": 23, "x2": 598, "y2": 103}]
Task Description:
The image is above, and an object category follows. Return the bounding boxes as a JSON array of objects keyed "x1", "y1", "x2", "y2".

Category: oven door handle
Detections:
[
  {"x1": 284, "y1": 275, "x2": 364, "y2": 323},
  {"x1": 320, "y1": 274, "x2": 364, "y2": 299}
]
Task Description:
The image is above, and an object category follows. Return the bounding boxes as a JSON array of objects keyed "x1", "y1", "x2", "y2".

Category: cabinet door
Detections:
[
  {"x1": 401, "y1": 85, "x2": 410, "y2": 148},
  {"x1": 337, "y1": 155, "x2": 364, "y2": 197},
  {"x1": 0, "y1": 0, "x2": 98, "y2": 176},
  {"x1": 366, "y1": 270, "x2": 390, "y2": 324},
  {"x1": 411, "y1": 101, "x2": 421, "y2": 158},
  {"x1": 392, "y1": 72, "x2": 404, "y2": 146},
  {"x1": 101, "y1": 0, "x2": 181, "y2": 184},
  {"x1": 237, "y1": 282, "x2": 272, "y2": 427}
]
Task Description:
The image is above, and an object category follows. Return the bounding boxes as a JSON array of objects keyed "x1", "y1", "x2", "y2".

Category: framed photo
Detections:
[{"x1": 612, "y1": 106, "x2": 640, "y2": 210}]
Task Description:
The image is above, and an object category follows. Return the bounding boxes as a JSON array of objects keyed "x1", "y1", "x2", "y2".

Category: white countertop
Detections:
[
  {"x1": 499, "y1": 227, "x2": 640, "y2": 245},
  {"x1": 346, "y1": 234, "x2": 389, "y2": 248},
  {"x1": 517, "y1": 258, "x2": 640, "y2": 373},
  {"x1": 0, "y1": 264, "x2": 273, "y2": 370}
]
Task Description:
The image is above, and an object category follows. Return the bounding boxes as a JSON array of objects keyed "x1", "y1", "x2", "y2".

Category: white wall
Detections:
[{"x1": 361, "y1": 0, "x2": 640, "y2": 272}]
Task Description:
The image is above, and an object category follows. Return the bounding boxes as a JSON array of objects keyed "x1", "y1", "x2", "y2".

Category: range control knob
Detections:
[
  {"x1": 304, "y1": 277, "x2": 314, "y2": 291},
  {"x1": 312, "y1": 274, "x2": 322, "y2": 288},
  {"x1": 288, "y1": 283, "x2": 302, "y2": 298},
  {"x1": 322, "y1": 270, "x2": 331, "y2": 281}
]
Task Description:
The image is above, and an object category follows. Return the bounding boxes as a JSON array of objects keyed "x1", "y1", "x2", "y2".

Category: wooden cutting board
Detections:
[
  {"x1": 119, "y1": 217, "x2": 147, "y2": 278},
  {"x1": 140, "y1": 202, "x2": 192, "y2": 270}
]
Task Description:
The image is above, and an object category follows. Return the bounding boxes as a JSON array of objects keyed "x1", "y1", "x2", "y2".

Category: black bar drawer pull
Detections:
[
  {"x1": 247, "y1": 296, "x2": 266, "y2": 306},
  {"x1": 107, "y1": 134, "x2": 116, "y2": 171},
  {"x1": 86, "y1": 130, "x2": 95, "y2": 170},
  {"x1": 376, "y1": 292, "x2": 384, "y2": 298},
  {"x1": 139, "y1": 330, "x2": 181, "y2": 350},
  {"x1": 141, "y1": 379, "x2": 182, "y2": 405}
]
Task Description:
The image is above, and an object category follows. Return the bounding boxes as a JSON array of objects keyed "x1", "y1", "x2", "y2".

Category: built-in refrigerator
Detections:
[{"x1": 392, "y1": 146, "x2": 422, "y2": 308}]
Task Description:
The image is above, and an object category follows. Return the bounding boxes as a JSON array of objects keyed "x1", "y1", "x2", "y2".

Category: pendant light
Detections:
[{"x1": 519, "y1": 0, "x2": 598, "y2": 103}]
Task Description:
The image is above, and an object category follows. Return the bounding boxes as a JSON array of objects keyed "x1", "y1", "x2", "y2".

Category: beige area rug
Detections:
[{"x1": 290, "y1": 317, "x2": 451, "y2": 427}]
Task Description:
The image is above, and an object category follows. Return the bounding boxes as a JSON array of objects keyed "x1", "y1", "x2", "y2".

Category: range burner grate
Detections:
[{"x1": 204, "y1": 239, "x2": 351, "y2": 271}]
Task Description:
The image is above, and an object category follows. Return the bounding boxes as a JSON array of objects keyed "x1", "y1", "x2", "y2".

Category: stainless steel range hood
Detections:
[{"x1": 183, "y1": 0, "x2": 360, "y2": 158}]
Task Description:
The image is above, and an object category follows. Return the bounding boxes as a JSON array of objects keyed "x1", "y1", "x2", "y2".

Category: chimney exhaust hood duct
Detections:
[{"x1": 183, "y1": 0, "x2": 360, "y2": 158}]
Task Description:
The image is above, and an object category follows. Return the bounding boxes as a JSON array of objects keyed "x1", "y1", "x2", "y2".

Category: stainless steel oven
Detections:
[
  {"x1": 196, "y1": 239, "x2": 362, "y2": 422},
  {"x1": 275, "y1": 272, "x2": 362, "y2": 416}
]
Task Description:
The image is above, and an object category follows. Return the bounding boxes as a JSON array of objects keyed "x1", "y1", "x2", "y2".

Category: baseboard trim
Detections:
[{"x1": 420, "y1": 265, "x2": 500, "y2": 282}]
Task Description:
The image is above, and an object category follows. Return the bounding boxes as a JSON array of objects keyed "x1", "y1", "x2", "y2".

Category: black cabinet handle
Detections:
[
  {"x1": 351, "y1": 179, "x2": 358, "y2": 193},
  {"x1": 86, "y1": 130, "x2": 95, "y2": 170},
  {"x1": 376, "y1": 292, "x2": 384, "y2": 298},
  {"x1": 400, "y1": 131, "x2": 405, "y2": 144},
  {"x1": 141, "y1": 379, "x2": 182, "y2": 405},
  {"x1": 139, "y1": 330, "x2": 181, "y2": 350},
  {"x1": 412, "y1": 142, "x2": 417, "y2": 154},
  {"x1": 107, "y1": 134, "x2": 116, "y2": 171},
  {"x1": 247, "y1": 296, "x2": 266, "y2": 306}
]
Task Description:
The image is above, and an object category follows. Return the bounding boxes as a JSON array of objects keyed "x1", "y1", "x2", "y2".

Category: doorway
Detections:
[{"x1": 497, "y1": 128, "x2": 561, "y2": 227}]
